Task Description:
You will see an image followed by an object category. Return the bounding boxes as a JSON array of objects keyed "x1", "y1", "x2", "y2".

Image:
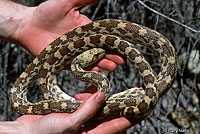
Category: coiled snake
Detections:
[{"x1": 10, "y1": 19, "x2": 177, "y2": 119}]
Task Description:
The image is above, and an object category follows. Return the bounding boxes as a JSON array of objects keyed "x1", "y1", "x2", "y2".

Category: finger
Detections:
[
  {"x1": 75, "y1": 85, "x2": 97, "y2": 100},
  {"x1": 71, "y1": 92, "x2": 105, "y2": 125},
  {"x1": 87, "y1": 54, "x2": 126, "y2": 71},
  {"x1": 88, "y1": 117, "x2": 145, "y2": 134},
  {"x1": 75, "y1": 93, "x2": 92, "y2": 101},
  {"x1": 86, "y1": 66, "x2": 100, "y2": 72},
  {"x1": 97, "y1": 59, "x2": 117, "y2": 72},
  {"x1": 105, "y1": 54, "x2": 126, "y2": 65},
  {"x1": 85, "y1": 117, "x2": 131, "y2": 134},
  {"x1": 69, "y1": 0, "x2": 99, "y2": 8},
  {"x1": 84, "y1": 85, "x2": 97, "y2": 93}
]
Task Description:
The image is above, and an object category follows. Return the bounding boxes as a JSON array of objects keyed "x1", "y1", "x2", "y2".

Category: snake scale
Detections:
[{"x1": 10, "y1": 19, "x2": 177, "y2": 119}]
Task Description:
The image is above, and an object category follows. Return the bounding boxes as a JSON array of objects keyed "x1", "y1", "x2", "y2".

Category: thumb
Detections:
[
  {"x1": 68, "y1": 0, "x2": 99, "y2": 8},
  {"x1": 71, "y1": 92, "x2": 105, "y2": 125}
]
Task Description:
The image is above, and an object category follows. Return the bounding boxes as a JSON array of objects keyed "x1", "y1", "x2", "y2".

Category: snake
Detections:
[{"x1": 10, "y1": 19, "x2": 177, "y2": 119}]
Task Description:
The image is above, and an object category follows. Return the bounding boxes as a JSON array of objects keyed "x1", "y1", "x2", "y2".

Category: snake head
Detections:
[{"x1": 71, "y1": 48, "x2": 106, "y2": 68}]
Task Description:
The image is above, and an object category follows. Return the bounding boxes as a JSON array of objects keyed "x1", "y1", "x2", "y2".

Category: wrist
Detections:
[
  {"x1": 0, "y1": 1, "x2": 35, "y2": 44},
  {"x1": 0, "y1": 121, "x2": 27, "y2": 134}
]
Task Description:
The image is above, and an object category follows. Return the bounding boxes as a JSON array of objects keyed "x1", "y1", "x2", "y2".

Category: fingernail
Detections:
[
  {"x1": 75, "y1": 94, "x2": 81, "y2": 100},
  {"x1": 96, "y1": 92, "x2": 105, "y2": 105}
]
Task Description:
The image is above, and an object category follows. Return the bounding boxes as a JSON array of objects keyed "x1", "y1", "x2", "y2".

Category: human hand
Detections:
[
  {"x1": 16, "y1": 0, "x2": 125, "y2": 72},
  {"x1": 12, "y1": 92, "x2": 105, "y2": 134},
  {"x1": 9, "y1": 92, "x2": 145, "y2": 134}
]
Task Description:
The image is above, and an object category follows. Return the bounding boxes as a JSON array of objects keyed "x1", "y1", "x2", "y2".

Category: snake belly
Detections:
[{"x1": 10, "y1": 19, "x2": 177, "y2": 119}]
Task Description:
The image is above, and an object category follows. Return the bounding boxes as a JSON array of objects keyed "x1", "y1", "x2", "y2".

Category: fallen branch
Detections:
[{"x1": 137, "y1": 0, "x2": 200, "y2": 33}]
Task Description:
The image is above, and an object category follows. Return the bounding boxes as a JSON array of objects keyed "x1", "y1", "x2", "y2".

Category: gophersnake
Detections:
[{"x1": 10, "y1": 19, "x2": 177, "y2": 119}]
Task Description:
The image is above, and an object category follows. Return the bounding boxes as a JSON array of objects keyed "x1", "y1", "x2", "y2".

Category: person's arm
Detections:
[
  {"x1": 0, "y1": 0, "x2": 125, "y2": 72},
  {"x1": 0, "y1": 121, "x2": 26, "y2": 134},
  {"x1": 0, "y1": 92, "x2": 106, "y2": 134},
  {"x1": 0, "y1": 92, "x2": 144, "y2": 134},
  {"x1": 0, "y1": 0, "x2": 32, "y2": 43}
]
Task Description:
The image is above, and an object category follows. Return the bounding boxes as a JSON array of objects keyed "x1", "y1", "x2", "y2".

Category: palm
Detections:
[
  {"x1": 15, "y1": 92, "x2": 146, "y2": 134},
  {"x1": 16, "y1": 113, "x2": 143, "y2": 134},
  {"x1": 18, "y1": 0, "x2": 124, "y2": 72},
  {"x1": 18, "y1": 0, "x2": 92, "y2": 56}
]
